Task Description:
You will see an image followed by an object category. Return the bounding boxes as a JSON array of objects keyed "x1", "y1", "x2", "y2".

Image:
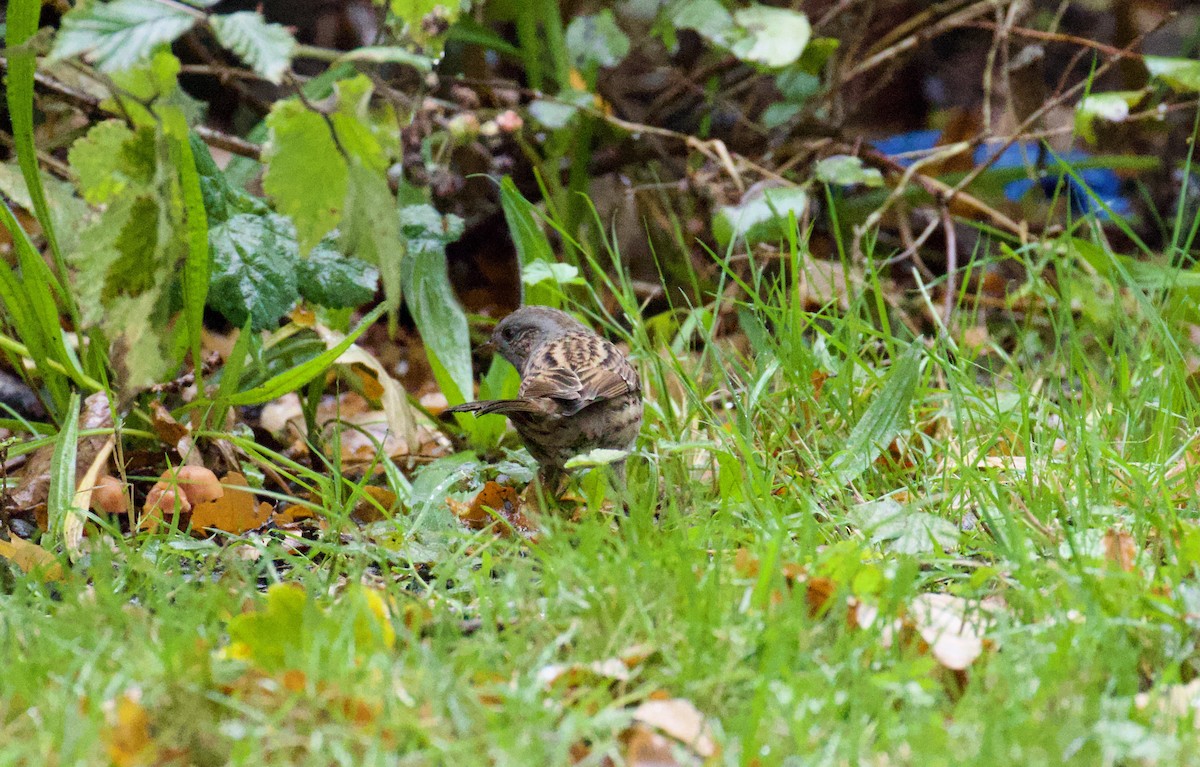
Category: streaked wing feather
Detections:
[{"x1": 518, "y1": 334, "x2": 639, "y2": 416}]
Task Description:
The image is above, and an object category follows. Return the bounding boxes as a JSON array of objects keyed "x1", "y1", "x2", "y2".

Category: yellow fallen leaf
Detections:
[{"x1": 0, "y1": 536, "x2": 63, "y2": 580}]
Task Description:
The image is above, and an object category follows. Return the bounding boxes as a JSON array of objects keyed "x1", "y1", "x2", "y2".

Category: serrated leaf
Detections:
[
  {"x1": 263, "y1": 100, "x2": 348, "y2": 252},
  {"x1": 399, "y1": 203, "x2": 470, "y2": 404},
  {"x1": 67, "y1": 120, "x2": 140, "y2": 204},
  {"x1": 210, "y1": 11, "x2": 294, "y2": 84},
  {"x1": 208, "y1": 213, "x2": 300, "y2": 330},
  {"x1": 188, "y1": 133, "x2": 267, "y2": 223},
  {"x1": 298, "y1": 236, "x2": 379, "y2": 308},
  {"x1": 566, "y1": 11, "x2": 630, "y2": 70},
  {"x1": 50, "y1": 0, "x2": 197, "y2": 73},
  {"x1": 102, "y1": 49, "x2": 206, "y2": 127}
]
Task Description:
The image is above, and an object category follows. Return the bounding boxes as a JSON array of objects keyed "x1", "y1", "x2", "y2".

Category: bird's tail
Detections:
[{"x1": 446, "y1": 399, "x2": 541, "y2": 417}]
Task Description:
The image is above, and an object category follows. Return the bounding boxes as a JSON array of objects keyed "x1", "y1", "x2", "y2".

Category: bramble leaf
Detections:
[
  {"x1": 210, "y1": 11, "x2": 295, "y2": 84},
  {"x1": 50, "y1": 0, "x2": 196, "y2": 73},
  {"x1": 208, "y1": 213, "x2": 301, "y2": 330}
]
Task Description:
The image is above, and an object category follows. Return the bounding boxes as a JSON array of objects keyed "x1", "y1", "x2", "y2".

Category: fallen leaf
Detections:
[
  {"x1": 190, "y1": 472, "x2": 271, "y2": 535},
  {"x1": 315, "y1": 324, "x2": 418, "y2": 453},
  {"x1": 903, "y1": 593, "x2": 987, "y2": 671},
  {"x1": 1103, "y1": 527, "x2": 1137, "y2": 572},
  {"x1": 0, "y1": 536, "x2": 63, "y2": 580},
  {"x1": 632, "y1": 698, "x2": 716, "y2": 759},
  {"x1": 104, "y1": 690, "x2": 155, "y2": 767},
  {"x1": 623, "y1": 724, "x2": 690, "y2": 766},
  {"x1": 451, "y1": 481, "x2": 521, "y2": 529},
  {"x1": 537, "y1": 644, "x2": 656, "y2": 689}
]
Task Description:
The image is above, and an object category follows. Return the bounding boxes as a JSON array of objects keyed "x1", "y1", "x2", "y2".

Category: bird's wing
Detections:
[{"x1": 519, "y1": 334, "x2": 639, "y2": 416}]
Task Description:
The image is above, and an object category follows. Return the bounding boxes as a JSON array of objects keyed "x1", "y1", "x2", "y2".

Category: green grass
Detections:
[{"x1": 5, "y1": 214, "x2": 1200, "y2": 766}]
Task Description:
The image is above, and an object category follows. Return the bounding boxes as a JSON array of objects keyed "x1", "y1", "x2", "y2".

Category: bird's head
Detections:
[{"x1": 490, "y1": 306, "x2": 588, "y2": 370}]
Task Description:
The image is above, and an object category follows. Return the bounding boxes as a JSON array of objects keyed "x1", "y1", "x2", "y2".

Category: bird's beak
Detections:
[{"x1": 477, "y1": 340, "x2": 496, "y2": 355}]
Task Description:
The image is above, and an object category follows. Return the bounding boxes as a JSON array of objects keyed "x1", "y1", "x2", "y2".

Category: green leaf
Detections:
[
  {"x1": 341, "y1": 166, "x2": 405, "y2": 312},
  {"x1": 226, "y1": 305, "x2": 384, "y2": 406},
  {"x1": 208, "y1": 213, "x2": 300, "y2": 330},
  {"x1": 521, "y1": 260, "x2": 584, "y2": 287},
  {"x1": 102, "y1": 49, "x2": 206, "y2": 128},
  {"x1": 170, "y1": 128, "x2": 211, "y2": 375},
  {"x1": 209, "y1": 11, "x2": 295, "y2": 84},
  {"x1": 329, "y1": 76, "x2": 388, "y2": 172},
  {"x1": 336, "y1": 46, "x2": 433, "y2": 71},
  {"x1": 828, "y1": 344, "x2": 924, "y2": 486},
  {"x1": 399, "y1": 204, "x2": 471, "y2": 404},
  {"x1": 188, "y1": 133, "x2": 267, "y2": 222},
  {"x1": 7, "y1": 0, "x2": 75, "y2": 335},
  {"x1": 528, "y1": 99, "x2": 580, "y2": 129},
  {"x1": 566, "y1": 11, "x2": 630, "y2": 70},
  {"x1": 46, "y1": 392, "x2": 82, "y2": 544},
  {"x1": 1145, "y1": 56, "x2": 1200, "y2": 93},
  {"x1": 499, "y1": 177, "x2": 558, "y2": 307},
  {"x1": 298, "y1": 237, "x2": 379, "y2": 308},
  {"x1": 0, "y1": 162, "x2": 90, "y2": 256},
  {"x1": 730, "y1": 5, "x2": 811, "y2": 69},
  {"x1": 388, "y1": 0, "x2": 465, "y2": 53},
  {"x1": 263, "y1": 100, "x2": 348, "y2": 252},
  {"x1": 225, "y1": 583, "x2": 308, "y2": 672},
  {"x1": 50, "y1": 0, "x2": 197, "y2": 73},
  {"x1": 1074, "y1": 91, "x2": 1144, "y2": 144},
  {"x1": 814, "y1": 155, "x2": 884, "y2": 188},
  {"x1": 849, "y1": 498, "x2": 959, "y2": 555},
  {"x1": 713, "y1": 186, "x2": 809, "y2": 247},
  {"x1": 68, "y1": 121, "x2": 141, "y2": 204},
  {"x1": 672, "y1": 0, "x2": 735, "y2": 44}
]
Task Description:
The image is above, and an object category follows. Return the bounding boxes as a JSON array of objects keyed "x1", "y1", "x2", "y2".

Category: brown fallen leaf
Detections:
[
  {"x1": 6, "y1": 391, "x2": 114, "y2": 523},
  {"x1": 190, "y1": 472, "x2": 271, "y2": 535},
  {"x1": 623, "y1": 724, "x2": 692, "y2": 767},
  {"x1": 1103, "y1": 527, "x2": 1137, "y2": 572}
]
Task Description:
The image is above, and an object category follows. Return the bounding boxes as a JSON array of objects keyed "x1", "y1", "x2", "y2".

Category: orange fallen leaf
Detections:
[
  {"x1": 190, "y1": 473, "x2": 271, "y2": 535},
  {"x1": 104, "y1": 691, "x2": 154, "y2": 767}
]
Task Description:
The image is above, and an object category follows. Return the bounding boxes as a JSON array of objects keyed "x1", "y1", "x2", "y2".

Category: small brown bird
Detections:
[{"x1": 447, "y1": 306, "x2": 642, "y2": 487}]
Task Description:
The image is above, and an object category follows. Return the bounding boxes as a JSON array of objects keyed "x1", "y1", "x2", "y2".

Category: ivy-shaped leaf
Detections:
[
  {"x1": 208, "y1": 213, "x2": 301, "y2": 330},
  {"x1": 210, "y1": 11, "x2": 295, "y2": 84},
  {"x1": 50, "y1": 0, "x2": 197, "y2": 73}
]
